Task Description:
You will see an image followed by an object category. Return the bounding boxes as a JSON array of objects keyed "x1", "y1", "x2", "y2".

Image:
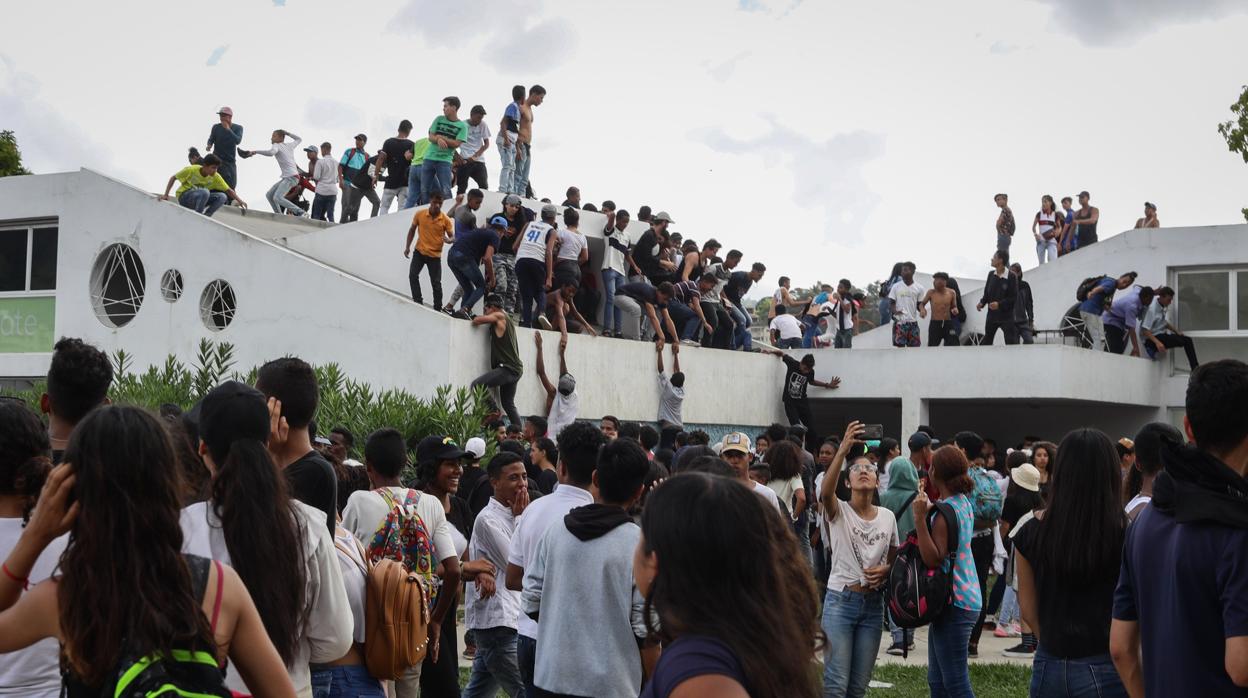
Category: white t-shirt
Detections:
[
  {"x1": 548, "y1": 390, "x2": 579, "y2": 438},
  {"x1": 0, "y1": 522, "x2": 66, "y2": 698},
  {"x1": 822, "y1": 499, "x2": 899, "y2": 590},
  {"x1": 508, "y1": 484, "x2": 595, "y2": 639},
  {"x1": 517, "y1": 221, "x2": 554, "y2": 262},
  {"x1": 331, "y1": 526, "x2": 368, "y2": 644},
  {"x1": 767, "y1": 475, "x2": 803, "y2": 518},
  {"x1": 341, "y1": 487, "x2": 459, "y2": 565},
  {"x1": 752, "y1": 480, "x2": 782, "y2": 512},
  {"x1": 603, "y1": 224, "x2": 632, "y2": 276},
  {"x1": 459, "y1": 121, "x2": 492, "y2": 161},
  {"x1": 769, "y1": 314, "x2": 803, "y2": 340},
  {"x1": 888, "y1": 280, "x2": 927, "y2": 323},
  {"x1": 557, "y1": 228, "x2": 587, "y2": 262},
  {"x1": 312, "y1": 157, "x2": 338, "y2": 196}
]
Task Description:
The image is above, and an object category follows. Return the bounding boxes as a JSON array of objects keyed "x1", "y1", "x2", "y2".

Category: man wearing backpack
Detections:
[
  {"x1": 339, "y1": 134, "x2": 380, "y2": 223},
  {"x1": 1078, "y1": 272, "x2": 1138, "y2": 352},
  {"x1": 342, "y1": 429, "x2": 463, "y2": 696},
  {"x1": 954, "y1": 430, "x2": 1003, "y2": 658}
]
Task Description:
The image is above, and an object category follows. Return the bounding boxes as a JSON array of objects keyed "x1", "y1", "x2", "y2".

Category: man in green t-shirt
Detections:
[
  {"x1": 160, "y1": 154, "x2": 248, "y2": 217},
  {"x1": 418, "y1": 96, "x2": 468, "y2": 207}
]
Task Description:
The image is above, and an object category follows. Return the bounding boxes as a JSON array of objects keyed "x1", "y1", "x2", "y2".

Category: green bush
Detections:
[{"x1": 2, "y1": 339, "x2": 496, "y2": 463}]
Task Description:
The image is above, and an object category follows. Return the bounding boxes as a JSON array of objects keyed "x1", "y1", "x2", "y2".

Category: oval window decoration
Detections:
[
  {"x1": 89, "y1": 243, "x2": 147, "y2": 328},
  {"x1": 160, "y1": 269, "x2": 183, "y2": 302},
  {"x1": 199, "y1": 279, "x2": 237, "y2": 331}
]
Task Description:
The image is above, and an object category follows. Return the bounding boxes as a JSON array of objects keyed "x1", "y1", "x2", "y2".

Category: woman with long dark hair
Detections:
[
  {"x1": 913, "y1": 446, "x2": 981, "y2": 697},
  {"x1": 0, "y1": 405, "x2": 295, "y2": 696},
  {"x1": 1031, "y1": 441, "x2": 1056, "y2": 500},
  {"x1": 181, "y1": 382, "x2": 351, "y2": 696},
  {"x1": 636, "y1": 473, "x2": 822, "y2": 698},
  {"x1": 1014, "y1": 429, "x2": 1128, "y2": 697}
]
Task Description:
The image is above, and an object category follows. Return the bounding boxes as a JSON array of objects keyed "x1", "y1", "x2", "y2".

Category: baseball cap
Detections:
[
  {"x1": 1078, "y1": 190, "x2": 1090, "y2": 198},
  {"x1": 489, "y1": 215, "x2": 510, "y2": 227},
  {"x1": 471, "y1": 104, "x2": 486, "y2": 115},
  {"x1": 908, "y1": 431, "x2": 933, "y2": 452},
  {"x1": 557, "y1": 374, "x2": 576, "y2": 396},
  {"x1": 465, "y1": 437, "x2": 487, "y2": 459},
  {"x1": 416, "y1": 435, "x2": 468, "y2": 464},
  {"x1": 541, "y1": 204, "x2": 558, "y2": 217},
  {"x1": 720, "y1": 432, "x2": 751, "y2": 454},
  {"x1": 503, "y1": 194, "x2": 522, "y2": 206},
  {"x1": 217, "y1": 107, "x2": 233, "y2": 117},
  {"x1": 1010, "y1": 463, "x2": 1041, "y2": 492},
  {"x1": 354, "y1": 133, "x2": 368, "y2": 141},
  {"x1": 313, "y1": 435, "x2": 332, "y2": 446},
  {"x1": 196, "y1": 380, "x2": 269, "y2": 448},
  {"x1": 303, "y1": 145, "x2": 317, "y2": 153},
  {"x1": 653, "y1": 211, "x2": 675, "y2": 223},
  {"x1": 1144, "y1": 201, "x2": 1156, "y2": 210}
]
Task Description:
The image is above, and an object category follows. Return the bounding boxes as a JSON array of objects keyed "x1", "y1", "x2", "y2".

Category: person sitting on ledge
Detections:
[{"x1": 160, "y1": 154, "x2": 248, "y2": 217}]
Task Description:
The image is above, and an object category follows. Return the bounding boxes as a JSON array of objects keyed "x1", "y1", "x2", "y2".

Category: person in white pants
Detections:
[
  {"x1": 614, "y1": 281, "x2": 678, "y2": 342},
  {"x1": 239, "y1": 129, "x2": 306, "y2": 216}
]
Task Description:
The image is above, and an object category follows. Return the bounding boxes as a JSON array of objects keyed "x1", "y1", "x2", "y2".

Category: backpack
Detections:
[
  {"x1": 886, "y1": 501, "x2": 959, "y2": 633},
  {"x1": 969, "y1": 467, "x2": 1004, "y2": 522},
  {"x1": 363, "y1": 488, "x2": 437, "y2": 679},
  {"x1": 105, "y1": 557, "x2": 232, "y2": 697},
  {"x1": 1076, "y1": 275, "x2": 1107, "y2": 302}
]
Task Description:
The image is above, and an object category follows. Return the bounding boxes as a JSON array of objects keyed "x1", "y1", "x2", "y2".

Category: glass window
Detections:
[
  {"x1": 30, "y1": 228, "x2": 57, "y2": 291},
  {"x1": 0, "y1": 229, "x2": 27, "y2": 292},
  {"x1": 1177, "y1": 271, "x2": 1230, "y2": 332},
  {"x1": 1239, "y1": 272, "x2": 1248, "y2": 331}
]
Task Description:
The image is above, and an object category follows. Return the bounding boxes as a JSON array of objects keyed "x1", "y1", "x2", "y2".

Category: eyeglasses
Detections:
[{"x1": 848, "y1": 462, "x2": 877, "y2": 475}]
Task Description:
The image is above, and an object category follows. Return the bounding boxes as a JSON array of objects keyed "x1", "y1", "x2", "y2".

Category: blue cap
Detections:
[{"x1": 489, "y1": 215, "x2": 509, "y2": 227}]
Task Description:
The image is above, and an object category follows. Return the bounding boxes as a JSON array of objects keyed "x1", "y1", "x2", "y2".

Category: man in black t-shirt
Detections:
[
  {"x1": 764, "y1": 350, "x2": 840, "y2": 432},
  {"x1": 616, "y1": 281, "x2": 679, "y2": 347},
  {"x1": 377, "y1": 120, "x2": 416, "y2": 213},
  {"x1": 725, "y1": 262, "x2": 766, "y2": 351},
  {"x1": 255, "y1": 357, "x2": 338, "y2": 532},
  {"x1": 632, "y1": 211, "x2": 677, "y2": 284}
]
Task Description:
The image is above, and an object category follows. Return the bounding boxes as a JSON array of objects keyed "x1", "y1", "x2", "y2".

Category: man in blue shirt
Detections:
[
  {"x1": 206, "y1": 107, "x2": 243, "y2": 189},
  {"x1": 1059, "y1": 196, "x2": 1077, "y2": 255},
  {"x1": 1111, "y1": 359, "x2": 1248, "y2": 696},
  {"x1": 1103, "y1": 285, "x2": 1154, "y2": 356},
  {"x1": 446, "y1": 213, "x2": 502, "y2": 319},
  {"x1": 1079, "y1": 272, "x2": 1137, "y2": 352}
]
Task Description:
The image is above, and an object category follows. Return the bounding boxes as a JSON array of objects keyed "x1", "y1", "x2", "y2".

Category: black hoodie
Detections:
[
  {"x1": 1152, "y1": 437, "x2": 1248, "y2": 529},
  {"x1": 564, "y1": 503, "x2": 633, "y2": 541}
]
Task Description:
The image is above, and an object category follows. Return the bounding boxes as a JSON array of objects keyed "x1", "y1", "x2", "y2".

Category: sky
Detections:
[{"x1": 5, "y1": 0, "x2": 1248, "y2": 299}]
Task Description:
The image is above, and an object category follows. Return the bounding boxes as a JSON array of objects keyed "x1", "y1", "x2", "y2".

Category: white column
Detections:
[{"x1": 900, "y1": 395, "x2": 929, "y2": 444}]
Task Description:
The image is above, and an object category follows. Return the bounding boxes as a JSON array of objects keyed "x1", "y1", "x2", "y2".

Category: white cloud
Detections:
[
  {"x1": 305, "y1": 98, "x2": 366, "y2": 131},
  {"x1": 708, "y1": 51, "x2": 751, "y2": 82},
  {"x1": 388, "y1": 0, "x2": 574, "y2": 70},
  {"x1": 1030, "y1": 0, "x2": 1248, "y2": 45},
  {"x1": 205, "y1": 45, "x2": 229, "y2": 66},
  {"x1": 482, "y1": 17, "x2": 578, "y2": 73},
  {"x1": 989, "y1": 41, "x2": 1019, "y2": 55}
]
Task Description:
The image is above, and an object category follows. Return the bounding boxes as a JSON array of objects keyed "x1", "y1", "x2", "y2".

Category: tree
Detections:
[
  {"x1": 0, "y1": 131, "x2": 31, "y2": 177},
  {"x1": 1216, "y1": 85, "x2": 1248, "y2": 222}
]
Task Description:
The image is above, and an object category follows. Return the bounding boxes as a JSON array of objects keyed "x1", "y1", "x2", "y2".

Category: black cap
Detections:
[
  {"x1": 416, "y1": 435, "x2": 468, "y2": 464},
  {"x1": 354, "y1": 133, "x2": 367, "y2": 141},
  {"x1": 197, "y1": 380, "x2": 269, "y2": 447},
  {"x1": 908, "y1": 431, "x2": 933, "y2": 452}
]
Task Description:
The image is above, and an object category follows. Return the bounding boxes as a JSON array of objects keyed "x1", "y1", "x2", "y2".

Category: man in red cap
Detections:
[{"x1": 206, "y1": 107, "x2": 243, "y2": 190}]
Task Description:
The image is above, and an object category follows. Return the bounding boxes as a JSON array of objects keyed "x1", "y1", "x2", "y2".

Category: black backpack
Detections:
[
  {"x1": 1075, "y1": 275, "x2": 1107, "y2": 302},
  {"x1": 886, "y1": 501, "x2": 959, "y2": 632}
]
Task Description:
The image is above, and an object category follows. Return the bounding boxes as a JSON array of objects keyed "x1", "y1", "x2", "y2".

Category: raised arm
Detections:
[
  {"x1": 534, "y1": 332, "x2": 556, "y2": 414},
  {"x1": 820, "y1": 421, "x2": 863, "y2": 518},
  {"x1": 544, "y1": 230, "x2": 557, "y2": 288},
  {"x1": 672, "y1": 346, "x2": 681, "y2": 375}
]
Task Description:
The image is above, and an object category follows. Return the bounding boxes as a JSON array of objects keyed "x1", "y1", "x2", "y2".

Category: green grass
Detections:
[
  {"x1": 458, "y1": 663, "x2": 1032, "y2": 696},
  {"x1": 871, "y1": 663, "x2": 1031, "y2": 696}
]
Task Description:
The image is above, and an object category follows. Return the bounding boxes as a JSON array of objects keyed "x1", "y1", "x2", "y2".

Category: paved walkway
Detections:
[{"x1": 873, "y1": 625, "x2": 1033, "y2": 666}]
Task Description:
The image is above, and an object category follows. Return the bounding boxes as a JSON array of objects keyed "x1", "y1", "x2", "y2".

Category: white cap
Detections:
[{"x1": 465, "y1": 437, "x2": 486, "y2": 459}]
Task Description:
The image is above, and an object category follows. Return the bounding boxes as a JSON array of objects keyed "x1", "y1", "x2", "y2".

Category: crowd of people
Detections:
[{"x1": 1, "y1": 333, "x2": 1245, "y2": 698}]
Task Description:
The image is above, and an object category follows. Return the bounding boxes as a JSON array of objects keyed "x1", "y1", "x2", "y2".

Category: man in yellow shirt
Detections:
[
  {"x1": 160, "y1": 154, "x2": 247, "y2": 217},
  {"x1": 404, "y1": 191, "x2": 455, "y2": 308}
]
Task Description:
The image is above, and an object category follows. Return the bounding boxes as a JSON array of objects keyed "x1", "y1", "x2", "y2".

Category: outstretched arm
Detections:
[
  {"x1": 672, "y1": 346, "x2": 681, "y2": 375},
  {"x1": 534, "y1": 332, "x2": 556, "y2": 415},
  {"x1": 820, "y1": 421, "x2": 863, "y2": 518},
  {"x1": 558, "y1": 339, "x2": 569, "y2": 377},
  {"x1": 656, "y1": 343, "x2": 666, "y2": 374}
]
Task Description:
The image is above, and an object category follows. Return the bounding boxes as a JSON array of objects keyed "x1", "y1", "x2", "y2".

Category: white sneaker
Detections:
[
  {"x1": 680, "y1": 339, "x2": 700, "y2": 347},
  {"x1": 537, "y1": 316, "x2": 553, "y2": 331}
]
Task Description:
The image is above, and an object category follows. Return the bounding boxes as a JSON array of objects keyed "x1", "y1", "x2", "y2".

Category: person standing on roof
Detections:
[
  {"x1": 239, "y1": 128, "x2": 306, "y2": 216},
  {"x1": 206, "y1": 106, "x2": 243, "y2": 190}
]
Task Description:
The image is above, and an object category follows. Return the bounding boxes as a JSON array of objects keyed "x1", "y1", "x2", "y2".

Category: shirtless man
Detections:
[
  {"x1": 920, "y1": 272, "x2": 960, "y2": 347},
  {"x1": 513, "y1": 85, "x2": 546, "y2": 198},
  {"x1": 544, "y1": 280, "x2": 598, "y2": 342},
  {"x1": 1134, "y1": 202, "x2": 1160, "y2": 229},
  {"x1": 1073, "y1": 190, "x2": 1100, "y2": 247}
]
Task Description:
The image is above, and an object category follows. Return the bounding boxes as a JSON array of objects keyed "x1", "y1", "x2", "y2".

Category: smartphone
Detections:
[{"x1": 861, "y1": 424, "x2": 884, "y2": 440}]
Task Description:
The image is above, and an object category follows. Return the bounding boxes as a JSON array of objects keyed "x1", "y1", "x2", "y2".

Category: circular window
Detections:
[
  {"x1": 160, "y1": 269, "x2": 184, "y2": 302},
  {"x1": 200, "y1": 279, "x2": 237, "y2": 331},
  {"x1": 89, "y1": 243, "x2": 147, "y2": 328}
]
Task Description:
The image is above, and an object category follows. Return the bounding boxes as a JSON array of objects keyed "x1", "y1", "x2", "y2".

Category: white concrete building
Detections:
[{"x1": 1, "y1": 169, "x2": 1244, "y2": 447}]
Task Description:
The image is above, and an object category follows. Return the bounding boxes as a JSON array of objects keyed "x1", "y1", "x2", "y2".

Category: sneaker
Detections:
[
  {"x1": 885, "y1": 642, "x2": 906, "y2": 656},
  {"x1": 680, "y1": 339, "x2": 700, "y2": 347},
  {"x1": 452, "y1": 309, "x2": 473, "y2": 320},
  {"x1": 982, "y1": 616, "x2": 997, "y2": 631},
  {"x1": 1006, "y1": 622, "x2": 1022, "y2": 638},
  {"x1": 967, "y1": 644, "x2": 978, "y2": 659},
  {"x1": 537, "y1": 316, "x2": 553, "y2": 331},
  {"x1": 1002, "y1": 643, "x2": 1035, "y2": 658},
  {"x1": 441, "y1": 304, "x2": 456, "y2": 314},
  {"x1": 462, "y1": 644, "x2": 476, "y2": 660},
  {"x1": 994, "y1": 624, "x2": 1010, "y2": 638}
]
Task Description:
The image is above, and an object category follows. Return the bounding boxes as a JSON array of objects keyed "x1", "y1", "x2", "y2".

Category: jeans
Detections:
[
  {"x1": 420, "y1": 159, "x2": 453, "y2": 206},
  {"x1": 380, "y1": 186, "x2": 405, "y2": 213},
  {"x1": 615, "y1": 294, "x2": 644, "y2": 340},
  {"x1": 928, "y1": 606, "x2": 979, "y2": 697},
  {"x1": 463, "y1": 627, "x2": 524, "y2": 698},
  {"x1": 311, "y1": 664, "x2": 386, "y2": 698},
  {"x1": 472, "y1": 366, "x2": 521, "y2": 426},
  {"x1": 1080, "y1": 311, "x2": 1105, "y2": 351},
  {"x1": 700, "y1": 302, "x2": 732, "y2": 348},
  {"x1": 666, "y1": 299, "x2": 700, "y2": 341},
  {"x1": 494, "y1": 254, "x2": 519, "y2": 314},
  {"x1": 498, "y1": 137, "x2": 517, "y2": 194},
  {"x1": 266, "y1": 175, "x2": 305, "y2": 215},
  {"x1": 178, "y1": 188, "x2": 227, "y2": 217},
  {"x1": 456, "y1": 160, "x2": 489, "y2": 195},
  {"x1": 601, "y1": 269, "x2": 626, "y2": 333},
  {"x1": 1145, "y1": 332, "x2": 1199, "y2": 369},
  {"x1": 1036, "y1": 238, "x2": 1058, "y2": 264},
  {"x1": 1031, "y1": 650, "x2": 1128, "y2": 698},
  {"x1": 409, "y1": 252, "x2": 444, "y2": 307},
  {"x1": 515, "y1": 258, "x2": 548, "y2": 328},
  {"x1": 727, "y1": 304, "x2": 752, "y2": 350},
  {"x1": 341, "y1": 185, "x2": 379, "y2": 222},
  {"x1": 821, "y1": 588, "x2": 885, "y2": 698},
  {"x1": 929, "y1": 320, "x2": 959, "y2": 346},
  {"x1": 997, "y1": 232, "x2": 1012, "y2": 252},
  {"x1": 404, "y1": 162, "x2": 422, "y2": 209},
  {"x1": 777, "y1": 336, "x2": 802, "y2": 349},
  {"x1": 448, "y1": 250, "x2": 488, "y2": 311},
  {"x1": 517, "y1": 633, "x2": 537, "y2": 698},
  {"x1": 983, "y1": 318, "x2": 1019, "y2": 345},
  {"x1": 311, "y1": 193, "x2": 336, "y2": 222},
  {"x1": 801, "y1": 316, "x2": 821, "y2": 348},
  {"x1": 835, "y1": 328, "x2": 855, "y2": 348},
  {"x1": 997, "y1": 585, "x2": 1020, "y2": 626},
  {"x1": 889, "y1": 612, "x2": 914, "y2": 649},
  {"x1": 514, "y1": 143, "x2": 532, "y2": 199}
]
